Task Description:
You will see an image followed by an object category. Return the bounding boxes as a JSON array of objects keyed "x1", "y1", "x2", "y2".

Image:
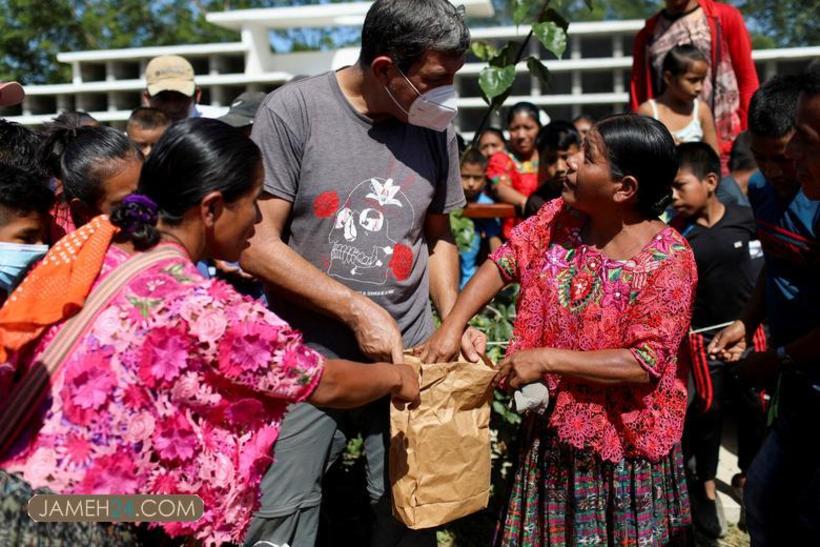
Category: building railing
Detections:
[{"x1": 4, "y1": 17, "x2": 818, "y2": 129}]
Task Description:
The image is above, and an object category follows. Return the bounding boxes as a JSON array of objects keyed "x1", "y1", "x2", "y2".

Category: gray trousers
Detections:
[{"x1": 244, "y1": 398, "x2": 435, "y2": 547}]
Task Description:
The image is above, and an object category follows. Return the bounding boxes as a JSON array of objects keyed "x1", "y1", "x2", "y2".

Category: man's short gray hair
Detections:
[{"x1": 359, "y1": 0, "x2": 470, "y2": 72}]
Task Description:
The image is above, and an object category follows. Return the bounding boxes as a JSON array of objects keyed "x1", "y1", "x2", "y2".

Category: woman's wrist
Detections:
[{"x1": 537, "y1": 348, "x2": 554, "y2": 375}]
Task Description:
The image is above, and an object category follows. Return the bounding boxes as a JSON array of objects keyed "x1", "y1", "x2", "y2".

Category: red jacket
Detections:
[{"x1": 629, "y1": 0, "x2": 759, "y2": 132}]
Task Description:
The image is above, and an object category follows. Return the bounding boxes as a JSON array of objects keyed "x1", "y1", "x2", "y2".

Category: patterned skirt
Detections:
[
  {"x1": 0, "y1": 469, "x2": 143, "y2": 546},
  {"x1": 495, "y1": 417, "x2": 691, "y2": 546}
]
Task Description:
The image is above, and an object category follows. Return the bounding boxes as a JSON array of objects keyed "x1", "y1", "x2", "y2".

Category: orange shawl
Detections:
[{"x1": 0, "y1": 216, "x2": 119, "y2": 362}]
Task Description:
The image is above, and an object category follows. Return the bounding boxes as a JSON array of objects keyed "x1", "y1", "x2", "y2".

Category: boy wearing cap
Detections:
[{"x1": 218, "y1": 91, "x2": 267, "y2": 137}]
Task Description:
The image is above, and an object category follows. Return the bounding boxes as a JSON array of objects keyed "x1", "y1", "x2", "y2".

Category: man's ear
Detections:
[
  {"x1": 200, "y1": 191, "x2": 225, "y2": 228},
  {"x1": 193, "y1": 87, "x2": 202, "y2": 105},
  {"x1": 370, "y1": 56, "x2": 394, "y2": 85},
  {"x1": 141, "y1": 91, "x2": 152, "y2": 107},
  {"x1": 613, "y1": 174, "x2": 639, "y2": 206}
]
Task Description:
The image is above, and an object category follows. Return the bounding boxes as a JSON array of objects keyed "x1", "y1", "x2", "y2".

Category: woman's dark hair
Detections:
[
  {"x1": 536, "y1": 121, "x2": 580, "y2": 154},
  {"x1": 595, "y1": 114, "x2": 678, "y2": 218},
  {"x1": 479, "y1": 127, "x2": 506, "y2": 145},
  {"x1": 37, "y1": 112, "x2": 103, "y2": 179},
  {"x1": 506, "y1": 102, "x2": 542, "y2": 127},
  {"x1": 111, "y1": 118, "x2": 262, "y2": 250},
  {"x1": 661, "y1": 43, "x2": 708, "y2": 78},
  {"x1": 38, "y1": 125, "x2": 140, "y2": 207},
  {"x1": 52, "y1": 111, "x2": 99, "y2": 128}
]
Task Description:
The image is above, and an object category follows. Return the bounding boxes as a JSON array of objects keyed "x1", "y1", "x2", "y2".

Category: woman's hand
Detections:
[
  {"x1": 495, "y1": 349, "x2": 548, "y2": 389},
  {"x1": 707, "y1": 320, "x2": 748, "y2": 362}
]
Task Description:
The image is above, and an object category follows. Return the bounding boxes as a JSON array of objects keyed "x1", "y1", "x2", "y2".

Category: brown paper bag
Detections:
[{"x1": 389, "y1": 355, "x2": 496, "y2": 530}]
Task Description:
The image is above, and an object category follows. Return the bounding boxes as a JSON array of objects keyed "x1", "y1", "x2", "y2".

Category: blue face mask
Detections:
[{"x1": 0, "y1": 241, "x2": 48, "y2": 292}]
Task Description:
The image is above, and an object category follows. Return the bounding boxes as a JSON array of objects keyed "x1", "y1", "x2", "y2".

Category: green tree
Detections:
[
  {"x1": 0, "y1": 0, "x2": 355, "y2": 85},
  {"x1": 737, "y1": 0, "x2": 820, "y2": 48}
]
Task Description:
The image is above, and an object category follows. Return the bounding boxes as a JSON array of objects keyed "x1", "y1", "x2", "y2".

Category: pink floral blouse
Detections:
[
  {"x1": 491, "y1": 199, "x2": 697, "y2": 463},
  {"x1": 0, "y1": 244, "x2": 324, "y2": 545}
]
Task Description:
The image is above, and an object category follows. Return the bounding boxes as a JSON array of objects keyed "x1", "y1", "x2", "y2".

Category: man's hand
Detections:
[
  {"x1": 707, "y1": 320, "x2": 748, "y2": 362},
  {"x1": 391, "y1": 363, "x2": 421, "y2": 409},
  {"x1": 347, "y1": 295, "x2": 404, "y2": 363},
  {"x1": 495, "y1": 349, "x2": 548, "y2": 390}
]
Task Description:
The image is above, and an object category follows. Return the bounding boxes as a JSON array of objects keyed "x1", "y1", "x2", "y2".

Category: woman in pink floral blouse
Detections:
[
  {"x1": 422, "y1": 114, "x2": 698, "y2": 545},
  {"x1": 0, "y1": 118, "x2": 419, "y2": 546}
]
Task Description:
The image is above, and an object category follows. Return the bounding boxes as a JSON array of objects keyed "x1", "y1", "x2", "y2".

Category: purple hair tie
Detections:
[{"x1": 121, "y1": 193, "x2": 159, "y2": 233}]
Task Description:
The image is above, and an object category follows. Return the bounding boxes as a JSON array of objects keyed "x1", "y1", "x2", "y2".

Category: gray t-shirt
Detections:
[{"x1": 251, "y1": 71, "x2": 465, "y2": 360}]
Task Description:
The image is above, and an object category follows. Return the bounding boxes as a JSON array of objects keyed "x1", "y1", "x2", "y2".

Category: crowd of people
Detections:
[{"x1": 0, "y1": 0, "x2": 817, "y2": 546}]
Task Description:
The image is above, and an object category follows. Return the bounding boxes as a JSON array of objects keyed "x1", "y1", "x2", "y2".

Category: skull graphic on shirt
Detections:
[{"x1": 327, "y1": 177, "x2": 414, "y2": 285}]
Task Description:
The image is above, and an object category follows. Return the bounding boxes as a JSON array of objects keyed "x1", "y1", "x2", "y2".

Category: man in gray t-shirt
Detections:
[{"x1": 240, "y1": 1, "x2": 483, "y2": 545}]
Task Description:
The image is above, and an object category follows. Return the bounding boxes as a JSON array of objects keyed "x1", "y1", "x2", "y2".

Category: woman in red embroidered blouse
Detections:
[
  {"x1": 422, "y1": 114, "x2": 697, "y2": 545},
  {"x1": 486, "y1": 102, "x2": 542, "y2": 239}
]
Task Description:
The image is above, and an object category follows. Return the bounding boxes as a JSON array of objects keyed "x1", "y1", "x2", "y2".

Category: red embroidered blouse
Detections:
[{"x1": 490, "y1": 199, "x2": 698, "y2": 462}]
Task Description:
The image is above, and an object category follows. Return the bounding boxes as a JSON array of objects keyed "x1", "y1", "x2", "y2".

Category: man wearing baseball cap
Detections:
[
  {"x1": 0, "y1": 82, "x2": 25, "y2": 110},
  {"x1": 143, "y1": 55, "x2": 228, "y2": 122}
]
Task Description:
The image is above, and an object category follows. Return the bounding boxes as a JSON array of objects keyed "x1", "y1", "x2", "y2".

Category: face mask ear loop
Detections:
[{"x1": 398, "y1": 68, "x2": 423, "y2": 98}]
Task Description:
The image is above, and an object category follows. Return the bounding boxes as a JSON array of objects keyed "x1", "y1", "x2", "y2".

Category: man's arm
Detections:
[
  {"x1": 424, "y1": 212, "x2": 459, "y2": 320},
  {"x1": 421, "y1": 212, "x2": 487, "y2": 362},
  {"x1": 708, "y1": 265, "x2": 767, "y2": 361},
  {"x1": 240, "y1": 195, "x2": 404, "y2": 363}
]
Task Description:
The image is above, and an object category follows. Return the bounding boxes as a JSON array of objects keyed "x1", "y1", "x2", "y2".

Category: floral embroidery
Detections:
[
  {"x1": 0, "y1": 245, "x2": 324, "y2": 546},
  {"x1": 490, "y1": 199, "x2": 697, "y2": 462}
]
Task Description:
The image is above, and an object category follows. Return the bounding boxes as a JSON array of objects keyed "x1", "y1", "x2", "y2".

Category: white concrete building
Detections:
[{"x1": 3, "y1": 0, "x2": 818, "y2": 133}]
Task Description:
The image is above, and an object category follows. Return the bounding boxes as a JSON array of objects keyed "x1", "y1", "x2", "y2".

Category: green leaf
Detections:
[
  {"x1": 489, "y1": 41, "x2": 521, "y2": 68},
  {"x1": 526, "y1": 56, "x2": 550, "y2": 88},
  {"x1": 540, "y1": 8, "x2": 570, "y2": 33},
  {"x1": 511, "y1": 0, "x2": 542, "y2": 26},
  {"x1": 532, "y1": 20, "x2": 567, "y2": 59},
  {"x1": 479, "y1": 65, "x2": 516, "y2": 102},
  {"x1": 471, "y1": 40, "x2": 499, "y2": 61}
]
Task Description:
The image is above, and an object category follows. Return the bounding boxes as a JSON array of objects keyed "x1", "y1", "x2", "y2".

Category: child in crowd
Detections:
[
  {"x1": 422, "y1": 114, "x2": 696, "y2": 545},
  {"x1": 638, "y1": 44, "x2": 719, "y2": 156},
  {"x1": 671, "y1": 142, "x2": 765, "y2": 540},
  {"x1": 457, "y1": 147, "x2": 501, "y2": 288},
  {"x1": 0, "y1": 121, "x2": 42, "y2": 173},
  {"x1": 39, "y1": 125, "x2": 142, "y2": 231},
  {"x1": 523, "y1": 121, "x2": 581, "y2": 217},
  {"x1": 0, "y1": 165, "x2": 53, "y2": 303},
  {"x1": 717, "y1": 131, "x2": 755, "y2": 207},
  {"x1": 477, "y1": 127, "x2": 506, "y2": 158},
  {"x1": 572, "y1": 113, "x2": 594, "y2": 142},
  {"x1": 708, "y1": 73, "x2": 820, "y2": 545},
  {"x1": 126, "y1": 107, "x2": 170, "y2": 157}
]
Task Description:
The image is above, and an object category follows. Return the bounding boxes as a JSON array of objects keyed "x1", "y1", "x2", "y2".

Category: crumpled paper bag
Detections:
[{"x1": 389, "y1": 354, "x2": 496, "y2": 530}]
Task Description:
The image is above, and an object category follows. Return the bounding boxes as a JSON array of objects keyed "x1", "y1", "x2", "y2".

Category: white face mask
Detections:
[{"x1": 385, "y1": 68, "x2": 458, "y2": 132}]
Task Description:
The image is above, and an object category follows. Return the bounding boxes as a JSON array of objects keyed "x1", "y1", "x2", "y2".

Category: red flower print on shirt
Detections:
[
  {"x1": 389, "y1": 243, "x2": 413, "y2": 281},
  {"x1": 313, "y1": 191, "x2": 340, "y2": 218}
]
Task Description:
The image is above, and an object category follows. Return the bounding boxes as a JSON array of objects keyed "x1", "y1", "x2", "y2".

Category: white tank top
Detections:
[{"x1": 650, "y1": 99, "x2": 703, "y2": 143}]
